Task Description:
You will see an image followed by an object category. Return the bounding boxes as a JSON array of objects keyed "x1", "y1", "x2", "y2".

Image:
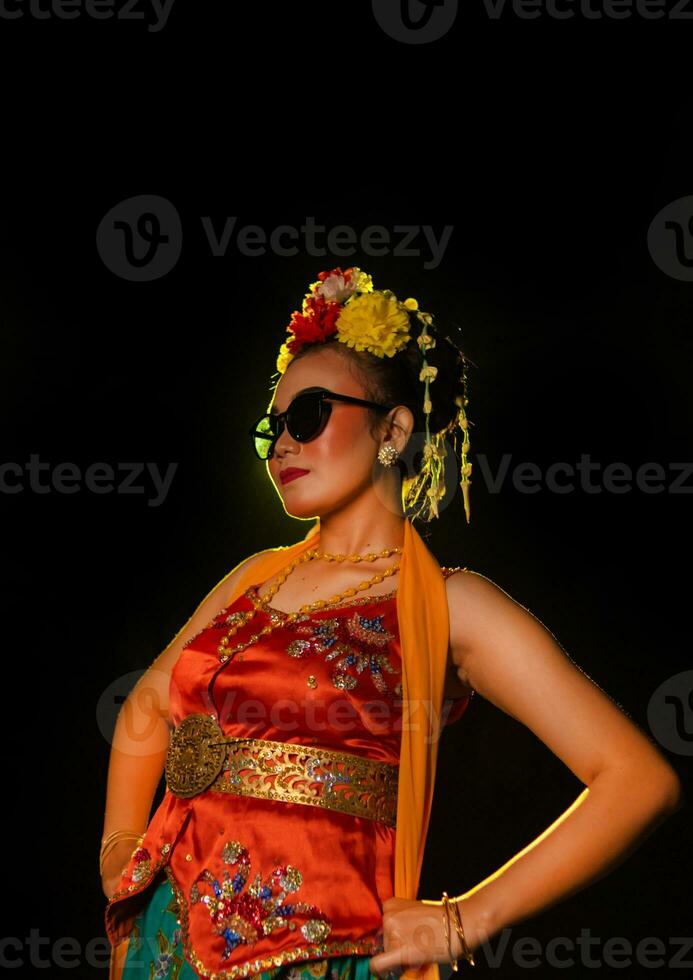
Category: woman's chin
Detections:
[{"x1": 279, "y1": 494, "x2": 317, "y2": 520}]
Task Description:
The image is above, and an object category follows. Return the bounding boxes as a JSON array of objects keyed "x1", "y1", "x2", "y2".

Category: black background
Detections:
[{"x1": 1, "y1": 2, "x2": 692, "y2": 977}]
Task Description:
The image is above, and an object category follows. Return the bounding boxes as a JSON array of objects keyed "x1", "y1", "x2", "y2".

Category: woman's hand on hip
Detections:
[{"x1": 368, "y1": 897, "x2": 462, "y2": 977}]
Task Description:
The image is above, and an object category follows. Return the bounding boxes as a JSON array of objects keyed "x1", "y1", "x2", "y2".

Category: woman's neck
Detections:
[{"x1": 316, "y1": 515, "x2": 406, "y2": 557}]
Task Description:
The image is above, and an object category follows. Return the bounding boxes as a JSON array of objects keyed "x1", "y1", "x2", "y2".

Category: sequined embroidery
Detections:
[
  {"x1": 165, "y1": 862, "x2": 379, "y2": 979},
  {"x1": 189, "y1": 840, "x2": 331, "y2": 963},
  {"x1": 284, "y1": 612, "x2": 400, "y2": 697},
  {"x1": 182, "y1": 567, "x2": 461, "y2": 655},
  {"x1": 106, "y1": 841, "x2": 175, "y2": 910},
  {"x1": 131, "y1": 846, "x2": 153, "y2": 884},
  {"x1": 183, "y1": 609, "x2": 255, "y2": 650}
]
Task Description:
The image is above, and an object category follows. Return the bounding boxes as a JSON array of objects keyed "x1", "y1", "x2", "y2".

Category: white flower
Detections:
[{"x1": 315, "y1": 273, "x2": 358, "y2": 304}]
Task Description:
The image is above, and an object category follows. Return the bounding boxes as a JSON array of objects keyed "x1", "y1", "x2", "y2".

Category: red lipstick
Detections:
[{"x1": 279, "y1": 468, "x2": 309, "y2": 485}]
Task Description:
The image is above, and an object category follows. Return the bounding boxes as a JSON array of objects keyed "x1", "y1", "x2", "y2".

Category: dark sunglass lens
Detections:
[{"x1": 288, "y1": 394, "x2": 324, "y2": 441}]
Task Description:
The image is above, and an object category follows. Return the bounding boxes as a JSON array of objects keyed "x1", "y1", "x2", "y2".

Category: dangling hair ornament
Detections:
[{"x1": 273, "y1": 267, "x2": 473, "y2": 524}]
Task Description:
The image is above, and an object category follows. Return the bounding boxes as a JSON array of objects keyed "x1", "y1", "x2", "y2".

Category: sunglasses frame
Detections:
[{"x1": 249, "y1": 387, "x2": 396, "y2": 461}]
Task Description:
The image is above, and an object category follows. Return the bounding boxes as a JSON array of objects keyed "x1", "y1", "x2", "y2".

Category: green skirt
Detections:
[{"x1": 122, "y1": 872, "x2": 384, "y2": 980}]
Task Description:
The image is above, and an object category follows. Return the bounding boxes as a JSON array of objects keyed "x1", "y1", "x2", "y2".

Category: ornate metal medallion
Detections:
[{"x1": 165, "y1": 713, "x2": 227, "y2": 798}]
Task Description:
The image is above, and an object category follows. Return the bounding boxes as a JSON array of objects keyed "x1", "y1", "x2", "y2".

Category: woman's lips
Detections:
[{"x1": 280, "y1": 468, "x2": 309, "y2": 485}]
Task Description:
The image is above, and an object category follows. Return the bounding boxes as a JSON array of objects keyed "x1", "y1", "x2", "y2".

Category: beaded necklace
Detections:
[{"x1": 215, "y1": 545, "x2": 402, "y2": 664}]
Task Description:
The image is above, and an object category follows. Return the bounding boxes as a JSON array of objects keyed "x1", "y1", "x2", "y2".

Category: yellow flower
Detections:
[
  {"x1": 423, "y1": 398, "x2": 432, "y2": 415},
  {"x1": 404, "y1": 297, "x2": 419, "y2": 311},
  {"x1": 351, "y1": 268, "x2": 374, "y2": 293},
  {"x1": 417, "y1": 333, "x2": 436, "y2": 352},
  {"x1": 276, "y1": 341, "x2": 294, "y2": 375},
  {"x1": 335, "y1": 291, "x2": 411, "y2": 358},
  {"x1": 419, "y1": 365, "x2": 438, "y2": 382}
]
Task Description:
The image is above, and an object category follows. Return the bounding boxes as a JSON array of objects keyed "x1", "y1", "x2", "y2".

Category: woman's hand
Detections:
[
  {"x1": 100, "y1": 839, "x2": 137, "y2": 900},
  {"x1": 101, "y1": 870, "x2": 126, "y2": 902},
  {"x1": 368, "y1": 897, "x2": 468, "y2": 977}
]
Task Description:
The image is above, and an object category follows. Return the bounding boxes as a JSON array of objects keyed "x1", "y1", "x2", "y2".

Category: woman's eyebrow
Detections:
[{"x1": 269, "y1": 387, "x2": 324, "y2": 415}]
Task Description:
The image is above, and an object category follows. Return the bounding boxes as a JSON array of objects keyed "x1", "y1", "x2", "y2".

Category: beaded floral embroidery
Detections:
[
  {"x1": 284, "y1": 611, "x2": 401, "y2": 697},
  {"x1": 131, "y1": 846, "x2": 153, "y2": 884},
  {"x1": 190, "y1": 840, "x2": 331, "y2": 963}
]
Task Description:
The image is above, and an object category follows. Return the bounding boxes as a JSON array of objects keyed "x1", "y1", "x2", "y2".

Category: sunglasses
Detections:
[{"x1": 249, "y1": 387, "x2": 396, "y2": 461}]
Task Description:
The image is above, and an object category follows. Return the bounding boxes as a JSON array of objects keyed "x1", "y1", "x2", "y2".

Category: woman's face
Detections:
[{"x1": 265, "y1": 347, "x2": 385, "y2": 520}]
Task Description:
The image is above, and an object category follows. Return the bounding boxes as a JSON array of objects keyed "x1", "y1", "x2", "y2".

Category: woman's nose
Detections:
[{"x1": 272, "y1": 422, "x2": 299, "y2": 459}]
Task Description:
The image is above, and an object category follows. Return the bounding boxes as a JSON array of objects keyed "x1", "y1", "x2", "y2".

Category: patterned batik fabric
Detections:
[{"x1": 122, "y1": 871, "x2": 384, "y2": 980}]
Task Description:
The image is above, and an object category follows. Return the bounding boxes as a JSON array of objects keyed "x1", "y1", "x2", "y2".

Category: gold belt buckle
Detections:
[{"x1": 165, "y1": 713, "x2": 228, "y2": 799}]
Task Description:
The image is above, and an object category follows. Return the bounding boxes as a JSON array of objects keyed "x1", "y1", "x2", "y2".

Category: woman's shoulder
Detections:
[{"x1": 227, "y1": 547, "x2": 278, "y2": 583}]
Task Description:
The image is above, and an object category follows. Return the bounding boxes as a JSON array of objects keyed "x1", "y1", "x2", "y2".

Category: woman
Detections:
[{"x1": 102, "y1": 267, "x2": 681, "y2": 980}]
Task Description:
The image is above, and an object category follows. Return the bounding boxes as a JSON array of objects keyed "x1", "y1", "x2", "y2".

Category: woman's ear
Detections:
[{"x1": 388, "y1": 405, "x2": 415, "y2": 449}]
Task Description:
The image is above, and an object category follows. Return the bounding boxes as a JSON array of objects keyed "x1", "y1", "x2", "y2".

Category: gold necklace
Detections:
[
  {"x1": 313, "y1": 545, "x2": 403, "y2": 563},
  {"x1": 216, "y1": 547, "x2": 402, "y2": 664}
]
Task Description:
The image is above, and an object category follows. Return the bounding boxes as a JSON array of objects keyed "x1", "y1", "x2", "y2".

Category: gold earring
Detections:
[{"x1": 378, "y1": 444, "x2": 399, "y2": 467}]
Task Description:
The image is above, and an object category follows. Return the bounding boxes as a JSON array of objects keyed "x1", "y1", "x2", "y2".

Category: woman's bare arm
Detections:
[
  {"x1": 100, "y1": 549, "x2": 273, "y2": 896},
  {"x1": 444, "y1": 569, "x2": 682, "y2": 950}
]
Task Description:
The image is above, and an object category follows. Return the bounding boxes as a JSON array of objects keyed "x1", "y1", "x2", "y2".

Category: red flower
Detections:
[{"x1": 285, "y1": 294, "x2": 342, "y2": 354}]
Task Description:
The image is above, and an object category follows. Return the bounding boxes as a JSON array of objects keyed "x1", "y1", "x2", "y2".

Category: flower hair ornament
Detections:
[{"x1": 273, "y1": 267, "x2": 473, "y2": 524}]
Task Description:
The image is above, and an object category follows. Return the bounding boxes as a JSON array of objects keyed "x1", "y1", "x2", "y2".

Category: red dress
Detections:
[{"x1": 105, "y1": 569, "x2": 472, "y2": 978}]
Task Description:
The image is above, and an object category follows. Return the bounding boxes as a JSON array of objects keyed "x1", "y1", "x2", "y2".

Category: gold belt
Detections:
[{"x1": 164, "y1": 713, "x2": 399, "y2": 827}]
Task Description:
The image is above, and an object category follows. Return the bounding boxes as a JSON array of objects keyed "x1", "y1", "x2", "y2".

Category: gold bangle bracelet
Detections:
[
  {"x1": 450, "y1": 897, "x2": 475, "y2": 967},
  {"x1": 99, "y1": 836, "x2": 143, "y2": 877},
  {"x1": 100, "y1": 829, "x2": 143, "y2": 851},
  {"x1": 100, "y1": 831, "x2": 143, "y2": 862},
  {"x1": 99, "y1": 831, "x2": 144, "y2": 877},
  {"x1": 441, "y1": 892, "x2": 459, "y2": 972}
]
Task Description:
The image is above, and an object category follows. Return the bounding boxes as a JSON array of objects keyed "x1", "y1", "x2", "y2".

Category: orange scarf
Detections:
[{"x1": 222, "y1": 516, "x2": 449, "y2": 980}]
